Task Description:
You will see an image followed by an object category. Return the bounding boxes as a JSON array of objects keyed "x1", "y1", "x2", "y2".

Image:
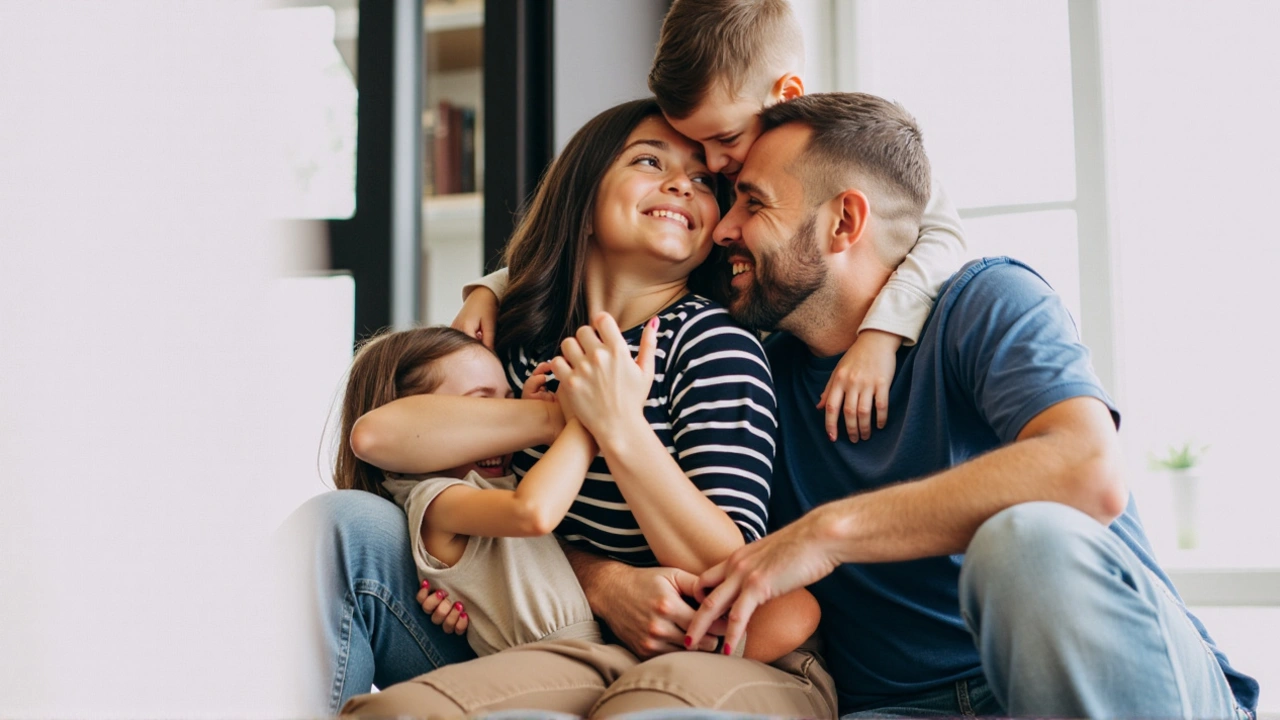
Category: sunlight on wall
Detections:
[{"x1": 0, "y1": 2, "x2": 338, "y2": 716}]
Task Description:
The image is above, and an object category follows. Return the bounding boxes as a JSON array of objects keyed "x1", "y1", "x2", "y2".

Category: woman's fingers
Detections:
[
  {"x1": 431, "y1": 590, "x2": 453, "y2": 625},
  {"x1": 441, "y1": 601, "x2": 465, "y2": 634},
  {"x1": 636, "y1": 316, "x2": 659, "y2": 380},
  {"x1": 455, "y1": 610, "x2": 469, "y2": 635},
  {"x1": 560, "y1": 336, "x2": 586, "y2": 369}
]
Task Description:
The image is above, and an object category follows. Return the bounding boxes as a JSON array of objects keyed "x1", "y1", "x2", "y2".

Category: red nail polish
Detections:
[
  {"x1": 454, "y1": 601, "x2": 464, "y2": 611},
  {"x1": 723, "y1": 644, "x2": 732, "y2": 656},
  {"x1": 436, "y1": 589, "x2": 446, "y2": 599},
  {"x1": 421, "y1": 579, "x2": 429, "y2": 589},
  {"x1": 684, "y1": 635, "x2": 692, "y2": 649},
  {"x1": 459, "y1": 612, "x2": 467, "y2": 621}
]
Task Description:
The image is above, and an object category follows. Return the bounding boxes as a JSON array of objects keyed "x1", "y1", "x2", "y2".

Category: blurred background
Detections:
[{"x1": 1, "y1": 0, "x2": 1275, "y2": 716}]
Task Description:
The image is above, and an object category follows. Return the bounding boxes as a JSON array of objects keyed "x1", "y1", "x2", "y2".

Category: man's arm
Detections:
[{"x1": 685, "y1": 395, "x2": 1127, "y2": 652}]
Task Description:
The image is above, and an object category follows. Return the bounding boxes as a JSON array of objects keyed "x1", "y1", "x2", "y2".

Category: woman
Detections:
[{"x1": 283, "y1": 99, "x2": 832, "y2": 718}]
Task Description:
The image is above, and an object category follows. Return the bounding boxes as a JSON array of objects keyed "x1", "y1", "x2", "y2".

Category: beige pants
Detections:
[
  {"x1": 342, "y1": 639, "x2": 837, "y2": 719},
  {"x1": 592, "y1": 644, "x2": 838, "y2": 719},
  {"x1": 342, "y1": 639, "x2": 638, "y2": 719}
]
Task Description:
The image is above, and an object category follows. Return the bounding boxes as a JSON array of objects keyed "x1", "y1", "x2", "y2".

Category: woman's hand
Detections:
[
  {"x1": 585, "y1": 562, "x2": 724, "y2": 659},
  {"x1": 551, "y1": 313, "x2": 658, "y2": 445},
  {"x1": 417, "y1": 580, "x2": 469, "y2": 635},
  {"x1": 452, "y1": 287, "x2": 499, "y2": 349},
  {"x1": 816, "y1": 329, "x2": 903, "y2": 442}
]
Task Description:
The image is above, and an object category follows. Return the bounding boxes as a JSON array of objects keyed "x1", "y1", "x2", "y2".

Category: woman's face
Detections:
[
  {"x1": 590, "y1": 116, "x2": 721, "y2": 277},
  {"x1": 428, "y1": 345, "x2": 513, "y2": 480}
]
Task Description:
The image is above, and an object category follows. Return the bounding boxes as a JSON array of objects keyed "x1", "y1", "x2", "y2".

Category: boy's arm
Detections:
[
  {"x1": 819, "y1": 177, "x2": 968, "y2": 441},
  {"x1": 454, "y1": 268, "x2": 509, "y2": 348},
  {"x1": 860, "y1": 176, "x2": 967, "y2": 345},
  {"x1": 461, "y1": 267, "x2": 508, "y2": 300},
  {"x1": 425, "y1": 419, "x2": 596, "y2": 538}
]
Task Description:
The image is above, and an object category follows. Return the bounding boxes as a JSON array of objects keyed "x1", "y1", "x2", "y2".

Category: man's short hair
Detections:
[
  {"x1": 649, "y1": 0, "x2": 803, "y2": 119},
  {"x1": 761, "y1": 92, "x2": 931, "y2": 217}
]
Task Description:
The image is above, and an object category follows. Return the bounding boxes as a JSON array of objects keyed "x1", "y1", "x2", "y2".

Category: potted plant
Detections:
[{"x1": 1149, "y1": 441, "x2": 1209, "y2": 549}]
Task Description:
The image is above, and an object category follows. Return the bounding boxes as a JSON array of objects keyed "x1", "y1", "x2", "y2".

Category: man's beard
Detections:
[{"x1": 726, "y1": 212, "x2": 826, "y2": 332}]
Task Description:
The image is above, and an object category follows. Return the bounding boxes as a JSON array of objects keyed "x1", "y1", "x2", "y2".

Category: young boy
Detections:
[{"x1": 455, "y1": 0, "x2": 966, "y2": 442}]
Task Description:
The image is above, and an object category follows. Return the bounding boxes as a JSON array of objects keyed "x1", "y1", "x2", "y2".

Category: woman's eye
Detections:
[
  {"x1": 720, "y1": 135, "x2": 741, "y2": 147},
  {"x1": 634, "y1": 155, "x2": 660, "y2": 168}
]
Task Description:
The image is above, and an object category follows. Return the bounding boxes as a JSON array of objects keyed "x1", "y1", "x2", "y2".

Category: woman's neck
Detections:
[{"x1": 584, "y1": 251, "x2": 690, "y2": 331}]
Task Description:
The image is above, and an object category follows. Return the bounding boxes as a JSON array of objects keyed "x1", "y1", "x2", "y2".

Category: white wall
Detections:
[
  {"x1": 553, "y1": 0, "x2": 667, "y2": 152},
  {"x1": 0, "y1": 3, "x2": 341, "y2": 716}
]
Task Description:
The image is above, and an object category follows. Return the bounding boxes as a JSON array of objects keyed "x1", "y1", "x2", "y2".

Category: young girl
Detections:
[{"x1": 335, "y1": 323, "x2": 661, "y2": 658}]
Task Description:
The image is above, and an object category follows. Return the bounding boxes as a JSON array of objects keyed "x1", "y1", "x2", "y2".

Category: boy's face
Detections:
[{"x1": 665, "y1": 85, "x2": 767, "y2": 185}]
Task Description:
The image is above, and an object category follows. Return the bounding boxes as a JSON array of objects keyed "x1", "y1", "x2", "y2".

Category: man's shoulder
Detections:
[
  {"x1": 931, "y1": 257, "x2": 1064, "y2": 329},
  {"x1": 938, "y1": 257, "x2": 1055, "y2": 305}
]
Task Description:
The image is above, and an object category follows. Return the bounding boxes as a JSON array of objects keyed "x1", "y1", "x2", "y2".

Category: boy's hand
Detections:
[
  {"x1": 452, "y1": 287, "x2": 499, "y2": 349},
  {"x1": 417, "y1": 580, "x2": 469, "y2": 635},
  {"x1": 817, "y1": 329, "x2": 903, "y2": 442}
]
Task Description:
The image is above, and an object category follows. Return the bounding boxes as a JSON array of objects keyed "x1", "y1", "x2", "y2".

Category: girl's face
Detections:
[
  {"x1": 589, "y1": 116, "x2": 721, "y2": 278},
  {"x1": 429, "y1": 345, "x2": 514, "y2": 479}
]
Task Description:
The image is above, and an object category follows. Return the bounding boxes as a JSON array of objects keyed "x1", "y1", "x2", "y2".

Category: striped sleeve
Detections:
[{"x1": 667, "y1": 307, "x2": 776, "y2": 542}]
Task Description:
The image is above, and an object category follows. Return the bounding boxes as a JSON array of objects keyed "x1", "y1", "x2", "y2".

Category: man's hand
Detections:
[
  {"x1": 452, "y1": 287, "x2": 499, "y2": 349},
  {"x1": 686, "y1": 507, "x2": 844, "y2": 656},
  {"x1": 592, "y1": 563, "x2": 724, "y2": 658}
]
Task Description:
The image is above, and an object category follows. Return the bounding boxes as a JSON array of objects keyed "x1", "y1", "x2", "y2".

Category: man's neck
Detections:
[
  {"x1": 785, "y1": 263, "x2": 890, "y2": 358},
  {"x1": 585, "y1": 252, "x2": 689, "y2": 331}
]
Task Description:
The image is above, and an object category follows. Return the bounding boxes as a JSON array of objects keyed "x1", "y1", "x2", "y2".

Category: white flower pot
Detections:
[{"x1": 1169, "y1": 469, "x2": 1199, "y2": 549}]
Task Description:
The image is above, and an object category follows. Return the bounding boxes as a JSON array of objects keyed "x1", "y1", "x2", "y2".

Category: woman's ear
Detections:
[{"x1": 830, "y1": 189, "x2": 870, "y2": 254}]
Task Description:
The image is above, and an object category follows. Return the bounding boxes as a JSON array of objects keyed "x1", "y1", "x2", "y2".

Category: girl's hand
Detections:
[
  {"x1": 417, "y1": 580, "x2": 468, "y2": 635},
  {"x1": 452, "y1": 287, "x2": 499, "y2": 349},
  {"x1": 817, "y1": 329, "x2": 903, "y2": 442},
  {"x1": 522, "y1": 361, "x2": 557, "y2": 402},
  {"x1": 551, "y1": 314, "x2": 658, "y2": 445}
]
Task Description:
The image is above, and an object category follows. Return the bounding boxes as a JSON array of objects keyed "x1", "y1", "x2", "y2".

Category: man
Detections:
[{"x1": 668, "y1": 92, "x2": 1258, "y2": 719}]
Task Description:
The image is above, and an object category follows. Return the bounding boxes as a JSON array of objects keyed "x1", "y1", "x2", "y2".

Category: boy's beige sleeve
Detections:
[
  {"x1": 859, "y1": 176, "x2": 968, "y2": 345},
  {"x1": 461, "y1": 267, "x2": 509, "y2": 301}
]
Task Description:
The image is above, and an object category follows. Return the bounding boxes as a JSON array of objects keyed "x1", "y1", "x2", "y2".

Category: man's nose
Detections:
[{"x1": 713, "y1": 208, "x2": 741, "y2": 246}]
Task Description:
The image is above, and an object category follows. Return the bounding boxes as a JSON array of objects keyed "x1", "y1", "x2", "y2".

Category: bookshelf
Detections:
[{"x1": 423, "y1": 0, "x2": 484, "y2": 324}]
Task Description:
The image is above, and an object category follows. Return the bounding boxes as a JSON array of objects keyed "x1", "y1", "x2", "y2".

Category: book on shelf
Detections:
[{"x1": 425, "y1": 100, "x2": 478, "y2": 196}]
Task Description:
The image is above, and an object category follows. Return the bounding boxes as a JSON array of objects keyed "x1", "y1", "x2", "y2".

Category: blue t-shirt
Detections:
[{"x1": 766, "y1": 258, "x2": 1259, "y2": 714}]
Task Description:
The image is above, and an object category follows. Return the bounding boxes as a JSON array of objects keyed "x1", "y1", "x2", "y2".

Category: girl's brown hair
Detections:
[
  {"x1": 495, "y1": 97, "x2": 730, "y2": 364},
  {"x1": 333, "y1": 326, "x2": 484, "y2": 498}
]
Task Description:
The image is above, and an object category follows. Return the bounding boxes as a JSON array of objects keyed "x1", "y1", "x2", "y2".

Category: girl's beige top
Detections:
[{"x1": 382, "y1": 471, "x2": 602, "y2": 657}]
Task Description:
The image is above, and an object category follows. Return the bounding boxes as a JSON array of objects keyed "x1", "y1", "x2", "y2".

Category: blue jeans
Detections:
[
  {"x1": 956, "y1": 501, "x2": 1241, "y2": 720},
  {"x1": 277, "y1": 491, "x2": 475, "y2": 715}
]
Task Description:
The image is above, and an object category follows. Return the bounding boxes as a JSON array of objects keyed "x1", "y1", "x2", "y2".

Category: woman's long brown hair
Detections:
[
  {"x1": 495, "y1": 98, "x2": 731, "y2": 365},
  {"x1": 333, "y1": 326, "x2": 483, "y2": 498}
]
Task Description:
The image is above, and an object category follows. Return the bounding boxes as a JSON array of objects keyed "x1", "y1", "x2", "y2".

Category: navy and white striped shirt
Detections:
[{"x1": 506, "y1": 294, "x2": 777, "y2": 566}]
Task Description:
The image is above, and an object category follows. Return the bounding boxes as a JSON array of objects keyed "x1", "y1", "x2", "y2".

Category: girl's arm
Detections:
[
  {"x1": 350, "y1": 394, "x2": 562, "y2": 475},
  {"x1": 819, "y1": 176, "x2": 968, "y2": 442},
  {"x1": 424, "y1": 419, "x2": 597, "y2": 540},
  {"x1": 553, "y1": 313, "x2": 774, "y2": 575}
]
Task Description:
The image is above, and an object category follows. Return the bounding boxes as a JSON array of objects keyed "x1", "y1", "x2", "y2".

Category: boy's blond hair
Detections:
[{"x1": 648, "y1": 0, "x2": 804, "y2": 119}]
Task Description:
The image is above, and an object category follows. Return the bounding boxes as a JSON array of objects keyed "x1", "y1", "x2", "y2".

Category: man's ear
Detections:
[
  {"x1": 769, "y1": 73, "x2": 805, "y2": 104},
  {"x1": 830, "y1": 189, "x2": 870, "y2": 254}
]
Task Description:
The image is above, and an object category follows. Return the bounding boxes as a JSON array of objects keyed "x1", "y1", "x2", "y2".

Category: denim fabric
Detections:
[
  {"x1": 840, "y1": 678, "x2": 1001, "y2": 718},
  {"x1": 277, "y1": 490, "x2": 475, "y2": 715},
  {"x1": 961, "y1": 502, "x2": 1241, "y2": 720}
]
